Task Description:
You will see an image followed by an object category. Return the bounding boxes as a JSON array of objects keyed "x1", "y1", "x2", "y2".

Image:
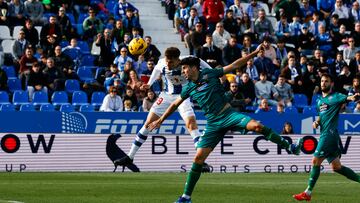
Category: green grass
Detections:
[{"x1": 0, "y1": 173, "x2": 358, "y2": 203}]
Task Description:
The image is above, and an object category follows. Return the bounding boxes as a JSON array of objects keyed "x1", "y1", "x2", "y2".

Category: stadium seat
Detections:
[
  {"x1": 302, "y1": 106, "x2": 317, "y2": 115},
  {"x1": 77, "y1": 13, "x2": 89, "y2": 24},
  {"x1": 59, "y1": 104, "x2": 75, "y2": 112},
  {"x1": 1, "y1": 39, "x2": 14, "y2": 54},
  {"x1": 34, "y1": 26, "x2": 42, "y2": 34},
  {"x1": 0, "y1": 91, "x2": 10, "y2": 105},
  {"x1": 32, "y1": 91, "x2": 49, "y2": 106},
  {"x1": 284, "y1": 106, "x2": 299, "y2": 114},
  {"x1": 40, "y1": 104, "x2": 55, "y2": 111},
  {"x1": 268, "y1": 16, "x2": 277, "y2": 32},
  {"x1": 12, "y1": 26, "x2": 23, "y2": 39},
  {"x1": 65, "y1": 79, "x2": 80, "y2": 94},
  {"x1": 79, "y1": 104, "x2": 95, "y2": 112},
  {"x1": 0, "y1": 103, "x2": 16, "y2": 111},
  {"x1": 77, "y1": 67, "x2": 96, "y2": 83},
  {"x1": 72, "y1": 91, "x2": 89, "y2": 107},
  {"x1": 77, "y1": 41, "x2": 90, "y2": 54},
  {"x1": 91, "y1": 91, "x2": 106, "y2": 108},
  {"x1": 311, "y1": 94, "x2": 320, "y2": 106},
  {"x1": 19, "y1": 103, "x2": 35, "y2": 111},
  {"x1": 293, "y1": 94, "x2": 308, "y2": 108},
  {"x1": 106, "y1": 0, "x2": 117, "y2": 14},
  {"x1": 62, "y1": 48, "x2": 81, "y2": 61},
  {"x1": 95, "y1": 67, "x2": 105, "y2": 81},
  {"x1": 59, "y1": 40, "x2": 70, "y2": 48},
  {"x1": 7, "y1": 78, "x2": 22, "y2": 93},
  {"x1": 12, "y1": 90, "x2": 29, "y2": 106},
  {"x1": 2, "y1": 65, "x2": 16, "y2": 79},
  {"x1": 43, "y1": 12, "x2": 55, "y2": 21},
  {"x1": 0, "y1": 25, "x2": 12, "y2": 39},
  {"x1": 258, "y1": 2, "x2": 270, "y2": 15},
  {"x1": 51, "y1": 91, "x2": 70, "y2": 107},
  {"x1": 67, "y1": 13, "x2": 76, "y2": 26},
  {"x1": 80, "y1": 55, "x2": 95, "y2": 66}
]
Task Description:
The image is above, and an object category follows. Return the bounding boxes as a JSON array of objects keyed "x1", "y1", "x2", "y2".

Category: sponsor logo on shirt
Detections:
[{"x1": 319, "y1": 103, "x2": 328, "y2": 112}]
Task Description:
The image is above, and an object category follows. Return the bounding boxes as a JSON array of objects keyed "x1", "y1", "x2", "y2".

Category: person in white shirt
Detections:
[
  {"x1": 212, "y1": 22, "x2": 231, "y2": 50},
  {"x1": 100, "y1": 86, "x2": 123, "y2": 112}
]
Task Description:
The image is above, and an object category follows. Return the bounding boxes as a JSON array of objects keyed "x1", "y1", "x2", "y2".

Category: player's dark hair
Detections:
[
  {"x1": 321, "y1": 73, "x2": 333, "y2": 82},
  {"x1": 180, "y1": 56, "x2": 200, "y2": 69},
  {"x1": 164, "y1": 47, "x2": 181, "y2": 59}
]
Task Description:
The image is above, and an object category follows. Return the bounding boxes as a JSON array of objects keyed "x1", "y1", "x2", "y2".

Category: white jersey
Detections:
[{"x1": 147, "y1": 56, "x2": 212, "y2": 95}]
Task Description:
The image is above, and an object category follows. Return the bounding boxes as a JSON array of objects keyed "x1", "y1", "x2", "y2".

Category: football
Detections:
[{"x1": 128, "y1": 37, "x2": 148, "y2": 56}]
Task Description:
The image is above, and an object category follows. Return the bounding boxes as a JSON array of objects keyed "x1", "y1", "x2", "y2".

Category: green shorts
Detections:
[
  {"x1": 313, "y1": 132, "x2": 342, "y2": 163},
  {"x1": 197, "y1": 109, "x2": 252, "y2": 149}
]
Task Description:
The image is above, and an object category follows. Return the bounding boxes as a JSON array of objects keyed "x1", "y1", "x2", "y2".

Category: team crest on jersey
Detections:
[
  {"x1": 202, "y1": 74, "x2": 209, "y2": 81},
  {"x1": 319, "y1": 103, "x2": 329, "y2": 112},
  {"x1": 196, "y1": 82, "x2": 208, "y2": 91}
]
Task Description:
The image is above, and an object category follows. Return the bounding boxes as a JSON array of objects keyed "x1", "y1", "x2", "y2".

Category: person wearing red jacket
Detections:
[{"x1": 202, "y1": 0, "x2": 224, "y2": 32}]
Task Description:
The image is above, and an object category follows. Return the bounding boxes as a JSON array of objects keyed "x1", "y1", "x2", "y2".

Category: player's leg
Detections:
[
  {"x1": 176, "y1": 147, "x2": 213, "y2": 203},
  {"x1": 331, "y1": 157, "x2": 360, "y2": 183},
  {"x1": 178, "y1": 98, "x2": 202, "y2": 147},
  {"x1": 293, "y1": 156, "x2": 325, "y2": 201},
  {"x1": 246, "y1": 119, "x2": 303, "y2": 154}
]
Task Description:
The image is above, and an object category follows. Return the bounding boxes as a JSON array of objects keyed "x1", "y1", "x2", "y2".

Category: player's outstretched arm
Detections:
[
  {"x1": 223, "y1": 44, "x2": 263, "y2": 74},
  {"x1": 148, "y1": 97, "x2": 185, "y2": 131}
]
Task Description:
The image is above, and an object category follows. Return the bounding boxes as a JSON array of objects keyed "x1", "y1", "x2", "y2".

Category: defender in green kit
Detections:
[
  {"x1": 293, "y1": 73, "x2": 360, "y2": 202},
  {"x1": 149, "y1": 45, "x2": 303, "y2": 203}
]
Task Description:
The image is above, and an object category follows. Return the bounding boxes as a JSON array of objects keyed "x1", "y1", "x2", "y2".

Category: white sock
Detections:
[
  {"x1": 305, "y1": 187, "x2": 312, "y2": 196},
  {"x1": 190, "y1": 129, "x2": 202, "y2": 148},
  {"x1": 181, "y1": 194, "x2": 190, "y2": 199},
  {"x1": 128, "y1": 126, "x2": 150, "y2": 159}
]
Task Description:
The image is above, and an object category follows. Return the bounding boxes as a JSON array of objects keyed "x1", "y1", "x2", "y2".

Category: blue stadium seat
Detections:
[
  {"x1": 19, "y1": 103, "x2": 35, "y2": 111},
  {"x1": 65, "y1": 79, "x2": 80, "y2": 94},
  {"x1": 0, "y1": 91, "x2": 10, "y2": 105},
  {"x1": 302, "y1": 106, "x2": 317, "y2": 115},
  {"x1": 32, "y1": 91, "x2": 49, "y2": 106},
  {"x1": 311, "y1": 94, "x2": 321, "y2": 107},
  {"x1": 43, "y1": 13, "x2": 55, "y2": 21},
  {"x1": 12, "y1": 90, "x2": 29, "y2": 106},
  {"x1": 106, "y1": 0, "x2": 117, "y2": 14},
  {"x1": 59, "y1": 40, "x2": 69, "y2": 48},
  {"x1": 77, "y1": 41, "x2": 90, "y2": 54},
  {"x1": 2, "y1": 65, "x2": 16, "y2": 79},
  {"x1": 77, "y1": 67, "x2": 95, "y2": 83},
  {"x1": 0, "y1": 103, "x2": 15, "y2": 111},
  {"x1": 79, "y1": 104, "x2": 95, "y2": 112},
  {"x1": 7, "y1": 78, "x2": 22, "y2": 93},
  {"x1": 72, "y1": 91, "x2": 89, "y2": 107},
  {"x1": 80, "y1": 55, "x2": 95, "y2": 66},
  {"x1": 59, "y1": 104, "x2": 75, "y2": 112},
  {"x1": 62, "y1": 48, "x2": 81, "y2": 61},
  {"x1": 40, "y1": 104, "x2": 55, "y2": 112},
  {"x1": 91, "y1": 91, "x2": 106, "y2": 108},
  {"x1": 51, "y1": 91, "x2": 70, "y2": 107},
  {"x1": 95, "y1": 67, "x2": 104, "y2": 81},
  {"x1": 66, "y1": 13, "x2": 76, "y2": 26},
  {"x1": 284, "y1": 106, "x2": 299, "y2": 114},
  {"x1": 293, "y1": 94, "x2": 308, "y2": 108},
  {"x1": 77, "y1": 13, "x2": 89, "y2": 24}
]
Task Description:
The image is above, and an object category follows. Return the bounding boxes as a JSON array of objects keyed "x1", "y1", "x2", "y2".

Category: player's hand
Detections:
[
  {"x1": 312, "y1": 121, "x2": 319, "y2": 129},
  {"x1": 148, "y1": 119, "x2": 162, "y2": 131}
]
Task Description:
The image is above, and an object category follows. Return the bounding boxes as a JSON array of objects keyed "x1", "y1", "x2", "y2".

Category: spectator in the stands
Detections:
[
  {"x1": 245, "y1": 58, "x2": 259, "y2": 82},
  {"x1": 255, "y1": 98, "x2": 272, "y2": 113},
  {"x1": 122, "y1": 8, "x2": 140, "y2": 33},
  {"x1": 316, "y1": 23, "x2": 333, "y2": 53},
  {"x1": 354, "y1": 101, "x2": 360, "y2": 113},
  {"x1": 329, "y1": 14, "x2": 340, "y2": 39},
  {"x1": 275, "y1": 74, "x2": 294, "y2": 107},
  {"x1": 212, "y1": 22, "x2": 231, "y2": 50},
  {"x1": 143, "y1": 36, "x2": 161, "y2": 63},
  {"x1": 100, "y1": 86, "x2": 124, "y2": 112},
  {"x1": 53, "y1": 45, "x2": 74, "y2": 72},
  {"x1": 123, "y1": 87, "x2": 138, "y2": 110},
  {"x1": 350, "y1": 1, "x2": 360, "y2": 23},
  {"x1": 337, "y1": 66, "x2": 353, "y2": 93},
  {"x1": 142, "y1": 89, "x2": 156, "y2": 112},
  {"x1": 203, "y1": 0, "x2": 224, "y2": 32},
  {"x1": 275, "y1": 38, "x2": 288, "y2": 67},
  {"x1": 343, "y1": 37, "x2": 360, "y2": 64},
  {"x1": 317, "y1": 0, "x2": 335, "y2": 20},
  {"x1": 83, "y1": 7, "x2": 103, "y2": 42},
  {"x1": 254, "y1": 46, "x2": 276, "y2": 81},
  {"x1": 332, "y1": 0, "x2": 349, "y2": 27},
  {"x1": 186, "y1": 22, "x2": 206, "y2": 57},
  {"x1": 127, "y1": 69, "x2": 145, "y2": 101},
  {"x1": 276, "y1": 102, "x2": 285, "y2": 114},
  {"x1": 309, "y1": 11, "x2": 325, "y2": 36},
  {"x1": 123, "y1": 99, "x2": 134, "y2": 111},
  {"x1": 114, "y1": 47, "x2": 134, "y2": 72},
  {"x1": 226, "y1": 81, "x2": 249, "y2": 112},
  {"x1": 254, "y1": 9, "x2": 274, "y2": 41},
  {"x1": 229, "y1": 0, "x2": 244, "y2": 20},
  {"x1": 239, "y1": 72, "x2": 256, "y2": 105},
  {"x1": 62, "y1": 38, "x2": 82, "y2": 67},
  {"x1": 104, "y1": 64, "x2": 121, "y2": 91},
  {"x1": 311, "y1": 49, "x2": 328, "y2": 71},
  {"x1": 281, "y1": 56, "x2": 303, "y2": 93},
  {"x1": 8, "y1": 0, "x2": 26, "y2": 27},
  {"x1": 275, "y1": 14, "x2": 291, "y2": 42},
  {"x1": 42, "y1": 57, "x2": 65, "y2": 92},
  {"x1": 282, "y1": 121, "x2": 294, "y2": 134},
  {"x1": 302, "y1": 61, "x2": 320, "y2": 103},
  {"x1": 22, "y1": 19, "x2": 39, "y2": 49},
  {"x1": 0, "y1": 67, "x2": 8, "y2": 91},
  {"x1": 111, "y1": 20, "x2": 126, "y2": 48},
  {"x1": 12, "y1": 30, "x2": 29, "y2": 64},
  {"x1": 333, "y1": 24, "x2": 349, "y2": 50},
  {"x1": 239, "y1": 13, "x2": 254, "y2": 39},
  {"x1": 299, "y1": 0, "x2": 315, "y2": 23},
  {"x1": 298, "y1": 24, "x2": 315, "y2": 56},
  {"x1": 96, "y1": 28, "x2": 114, "y2": 67},
  {"x1": 348, "y1": 77, "x2": 360, "y2": 96},
  {"x1": 263, "y1": 37, "x2": 278, "y2": 67},
  {"x1": 19, "y1": 47, "x2": 37, "y2": 88},
  {"x1": 352, "y1": 22, "x2": 360, "y2": 48},
  {"x1": 141, "y1": 59, "x2": 155, "y2": 76},
  {"x1": 223, "y1": 9, "x2": 239, "y2": 36},
  {"x1": 241, "y1": 35, "x2": 256, "y2": 53},
  {"x1": 223, "y1": 35, "x2": 241, "y2": 65},
  {"x1": 331, "y1": 52, "x2": 347, "y2": 76},
  {"x1": 201, "y1": 34, "x2": 223, "y2": 67},
  {"x1": 24, "y1": 0, "x2": 44, "y2": 25},
  {"x1": 40, "y1": 16, "x2": 62, "y2": 47},
  {"x1": 57, "y1": 7, "x2": 76, "y2": 41},
  {"x1": 118, "y1": 32, "x2": 132, "y2": 50},
  {"x1": 246, "y1": 0, "x2": 263, "y2": 21},
  {"x1": 27, "y1": 63, "x2": 48, "y2": 102},
  {"x1": 289, "y1": 14, "x2": 302, "y2": 40},
  {"x1": 174, "y1": 0, "x2": 190, "y2": 34},
  {"x1": 0, "y1": 0, "x2": 8, "y2": 25},
  {"x1": 275, "y1": 0, "x2": 302, "y2": 22},
  {"x1": 114, "y1": 0, "x2": 138, "y2": 20},
  {"x1": 120, "y1": 60, "x2": 134, "y2": 84},
  {"x1": 42, "y1": 34, "x2": 59, "y2": 57},
  {"x1": 349, "y1": 51, "x2": 360, "y2": 77},
  {"x1": 134, "y1": 54, "x2": 147, "y2": 75},
  {"x1": 255, "y1": 72, "x2": 279, "y2": 106}
]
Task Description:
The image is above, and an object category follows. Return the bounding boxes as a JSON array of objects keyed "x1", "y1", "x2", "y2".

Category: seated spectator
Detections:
[
  {"x1": 253, "y1": 48, "x2": 276, "y2": 81},
  {"x1": 222, "y1": 36, "x2": 241, "y2": 65},
  {"x1": 245, "y1": 58, "x2": 259, "y2": 82},
  {"x1": 27, "y1": 63, "x2": 48, "y2": 102},
  {"x1": 238, "y1": 72, "x2": 256, "y2": 105},
  {"x1": 223, "y1": 9, "x2": 239, "y2": 36},
  {"x1": 276, "y1": 102, "x2": 285, "y2": 114},
  {"x1": 187, "y1": 22, "x2": 206, "y2": 57},
  {"x1": 315, "y1": 24, "x2": 333, "y2": 53},
  {"x1": 300, "y1": 0, "x2": 315, "y2": 23},
  {"x1": 348, "y1": 77, "x2": 360, "y2": 96},
  {"x1": 62, "y1": 38, "x2": 82, "y2": 67},
  {"x1": 255, "y1": 98, "x2": 272, "y2": 113},
  {"x1": 308, "y1": 11, "x2": 325, "y2": 36},
  {"x1": 225, "y1": 81, "x2": 249, "y2": 112},
  {"x1": 118, "y1": 32, "x2": 132, "y2": 50},
  {"x1": 104, "y1": 64, "x2": 121, "y2": 90},
  {"x1": 0, "y1": 67, "x2": 8, "y2": 91},
  {"x1": 332, "y1": 0, "x2": 349, "y2": 27},
  {"x1": 350, "y1": 1, "x2": 360, "y2": 23},
  {"x1": 349, "y1": 51, "x2": 360, "y2": 77},
  {"x1": 134, "y1": 54, "x2": 147, "y2": 75},
  {"x1": 302, "y1": 61, "x2": 320, "y2": 104},
  {"x1": 141, "y1": 59, "x2": 155, "y2": 76},
  {"x1": 174, "y1": 0, "x2": 190, "y2": 34},
  {"x1": 343, "y1": 37, "x2": 360, "y2": 64},
  {"x1": 100, "y1": 86, "x2": 124, "y2": 112},
  {"x1": 239, "y1": 13, "x2": 254, "y2": 40},
  {"x1": 83, "y1": 8, "x2": 103, "y2": 42},
  {"x1": 122, "y1": 8, "x2": 140, "y2": 33},
  {"x1": 229, "y1": 0, "x2": 244, "y2": 20},
  {"x1": 42, "y1": 34, "x2": 59, "y2": 57},
  {"x1": 114, "y1": 47, "x2": 134, "y2": 72},
  {"x1": 275, "y1": 74, "x2": 294, "y2": 107},
  {"x1": 123, "y1": 99, "x2": 134, "y2": 111},
  {"x1": 19, "y1": 47, "x2": 38, "y2": 88},
  {"x1": 142, "y1": 89, "x2": 156, "y2": 112},
  {"x1": 333, "y1": 24, "x2": 349, "y2": 50},
  {"x1": 8, "y1": 0, "x2": 26, "y2": 27},
  {"x1": 96, "y1": 28, "x2": 114, "y2": 67},
  {"x1": 40, "y1": 15, "x2": 62, "y2": 47},
  {"x1": 281, "y1": 121, "x2": 294, "y2": 134},
  {"x1": 246, "y1": 0, "x2": 263, "y2": 21},
  {"x1": 275, "y1": 14, "x2": 291, "y2": 42},
  {"x1": 274, "y1": 0, "x2": 302, "y2": 22},
  {"x1": 298, "y1": 24, "x2": 315, "y2": 56},
  {"x1": 120, "y1": 60, "x2": 134, "y2": 84},
  {"x1": 289, "y1": 15, "x2": 302, "y2": 40},
  {"x1": 127, "y1": 69, "x2": 145, "y2": 101},
  {"x1": 42, "y1": 57, "x2": 66, "y2": 92},
  {"x1": 254, "y1": 9, "x2": 274, "y2": 41},
  {"x1": 144, "y1": 36, "x2": 161, "y2": 63},
  {"x1": 12, "y1": 30, "x2": 30, "y2": 64},
  {"x1": 311, "y1": 49, "x2": 328, "y2": 72},
  {"x1": 212, "y1": 22, "x2": 231, "y2": 50},
  {"x1": 111, "y1": 20, "x2": 126, "y2": 47},
  {"x1": 22, "y1": 19, "x2": 39, "y2": 49},
  {"x1": 123, "y1": 87, "x2": 138, "y2": 110},
  {"x1": 114, "y1": 0, "x2": 139, "y2": 20},
  {"x1": 275, "y1": 38, "x2": 288, "y2": 67},
  {"x1": 337, "y1": 66, "x2": 354, "y2": 93},
  {"x1": 329, "y1": 14, "x2": 340, "y2": 39},
  {"x1": 202, "y1": 0, "x2": 224, "y2": 32},
  {"x1": 241, "y1": 35, "x2": 256, "y2": 53},
  {"x1": 255, "y1": 72, "x2": 279, "y2": 106},
  {"x1": 353, "y1": 101, "x2": 360, "y2": 113},
  {"x1": 57, "y1": 7, "x2": 77, "y2": 41},
  {"x1": 331, "y1": 52, "x2": 347, "y2": 76},
  {"x1": 24, "y1": 0, "x2": 44, "y2": 25},
  {"x1": 201, "y1": 34, "x2": 223, "y2": 67},
  {"x1": 53, "y1": 45, "x2": 74, "y2": 72},
  {"x1": 263, "y1": 37, "x2": 278, "y2": 67}
]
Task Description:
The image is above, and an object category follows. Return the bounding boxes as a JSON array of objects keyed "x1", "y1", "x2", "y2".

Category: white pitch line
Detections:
[{"x1": 0, "y1": 200, "x2": 24, "y2": 203}]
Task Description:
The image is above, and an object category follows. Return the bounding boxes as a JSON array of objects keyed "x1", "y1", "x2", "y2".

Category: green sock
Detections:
[
  {"x1": 307, "y1": 165, "x2": 321, "y2": 191},
  {"x1": 184, "y1": 162, "x2": 203, "y2": 196},
  {"x1": 261, "y1": 126, "x2": 290, "y2": 149},
  {"x1": 335, "y1": 166, "x2": 360, "y2": 183}
]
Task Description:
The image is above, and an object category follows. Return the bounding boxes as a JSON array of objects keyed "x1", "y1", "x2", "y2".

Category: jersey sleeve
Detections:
[
  {"x1": 180, "y1": 85, "x2": 191, "y2": 100},
  {"x1": 211, "y1": 67, "x2": 225, "y2": 78},
  {"x1": 147, "y1": 59, "x2": 163, "y2": 86},
  {"x1": 336, "y1": 93, "x2": 348, "y2": 104}
]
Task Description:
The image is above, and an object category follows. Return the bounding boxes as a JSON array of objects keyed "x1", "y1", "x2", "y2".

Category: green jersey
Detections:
[
  {"x1": 316, "y1": 92, "x2": 347, "y2": 134},
  {"x1": 181, "y1": 68, "x2": 228, "y2": 119}
]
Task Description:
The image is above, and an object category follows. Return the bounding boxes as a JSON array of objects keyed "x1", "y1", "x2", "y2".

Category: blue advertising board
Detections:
[{"x1": 0, "y1": 112, "x2": 359, "y2": 135}]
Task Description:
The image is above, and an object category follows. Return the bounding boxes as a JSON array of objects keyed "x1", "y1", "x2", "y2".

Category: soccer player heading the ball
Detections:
[
  {"x1": 293, "y1": 74, "x2": 360, "y2": 201},
  {"x1": 148, "y1": 45, "x2": 304, "y2": 203}
]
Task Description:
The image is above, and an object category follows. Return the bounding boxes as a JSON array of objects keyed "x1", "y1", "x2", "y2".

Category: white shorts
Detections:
[{"x1": 150, "y1": 92, "x2": 195, "y2": 120}]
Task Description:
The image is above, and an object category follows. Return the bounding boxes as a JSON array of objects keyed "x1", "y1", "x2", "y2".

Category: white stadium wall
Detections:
[{"x1": 0, "y1": 134, "x2": 359, "y2": 173}]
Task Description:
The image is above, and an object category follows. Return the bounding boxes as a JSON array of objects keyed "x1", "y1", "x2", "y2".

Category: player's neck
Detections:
[
  {"x1": 322, "y1": 90, "x2": 331, "y2": 97},
  {"x1": 191, "y1": 71, "x2": 200, "y2": 83}
]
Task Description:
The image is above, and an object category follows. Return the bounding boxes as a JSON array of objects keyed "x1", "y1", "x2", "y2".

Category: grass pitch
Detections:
[{"x1": 0, "y1": 173, "x2": 358, "y2": 203}]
